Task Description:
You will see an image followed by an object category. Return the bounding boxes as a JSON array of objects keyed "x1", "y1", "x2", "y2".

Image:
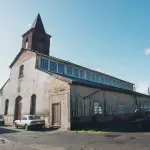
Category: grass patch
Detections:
[{"x1": 73, "y1": 129, "x2": 111, "y2": 134}]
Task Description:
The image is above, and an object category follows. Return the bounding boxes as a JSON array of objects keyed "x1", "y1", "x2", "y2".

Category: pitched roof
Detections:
[
  {"x1": 9, "y1": 49, "x2": 36, "y2": 68},
  {"x1": 9, "y1": 48, "x2": 25, "y2": 68}
]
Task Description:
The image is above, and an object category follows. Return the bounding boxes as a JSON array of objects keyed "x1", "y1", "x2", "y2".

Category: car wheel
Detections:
[
  {"x1": 25, "y1": 124, "x2": 28, "y2": 131},
  {"x1": 15, "y1": 123, "x2": 18, "y2": 129}
]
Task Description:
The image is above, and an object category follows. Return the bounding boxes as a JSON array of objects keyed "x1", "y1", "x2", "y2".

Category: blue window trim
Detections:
[
  {"x1": 74, "y1": 68, "x2": 79, "y2": 78},
  {"x1": 50, "y1": 60, "x2": 57, "y2": 72},
  {"x1": 58, "y1": 63, "x2": 65, "y2": 74},
  {"x1": 67, "y1": 65, "x2": 73, "y2": 76},
  {"x1": 92, "y1": 74, "x2": 96, "y2": 82},
  {"x1": 86, "y1": 71, "x2": 92, "y2": 81},
  {"x1": 40, "y1": 58, "x2": 49, "y2": 71},
  {"x1": 80, "y1": 70, "x2": 85, "y2": 79}
]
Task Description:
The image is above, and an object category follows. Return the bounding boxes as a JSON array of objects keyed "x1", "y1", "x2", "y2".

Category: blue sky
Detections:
[{"x1": 0, "y1": 0, "x2": 150, "y2": 94}]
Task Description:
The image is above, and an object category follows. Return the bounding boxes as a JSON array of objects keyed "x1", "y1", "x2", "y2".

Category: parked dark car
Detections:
[
  {"x1": 133, "y1": 111, "x2": 150, "y2": 130},
  {"x1": 0, "y1": 115, "x2": 4, "y2": 126}
]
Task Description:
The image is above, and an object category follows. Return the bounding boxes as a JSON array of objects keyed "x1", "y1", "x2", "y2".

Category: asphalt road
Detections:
[{"x1": 1, "y1": 127, "x2": 150, "y2": 149}]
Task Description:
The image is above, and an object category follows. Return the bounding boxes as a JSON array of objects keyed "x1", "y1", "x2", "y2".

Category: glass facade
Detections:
[{"x1": 39, "y1": 57, "x2": 133, "y2": 91}]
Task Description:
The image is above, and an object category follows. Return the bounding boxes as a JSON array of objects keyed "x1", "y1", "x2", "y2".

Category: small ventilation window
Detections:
[{"x1": 19, "y1": 65, "x2": 24, "y2": 77}]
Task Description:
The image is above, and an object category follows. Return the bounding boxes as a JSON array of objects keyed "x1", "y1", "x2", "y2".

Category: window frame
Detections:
[
  {"x1": 94, "y1": 101, "x2": 103, "y2": 115},
  {"x1": 49, "y1": 60, "x2": 57, "y2": 72},
  {"x1": 92, "y1": 74, "x2": 96, "y2": 82},
  {"x1": 58, "y1": 63, "x2": 65, "y2": 74},
  {"x1": 40, "y1": 58, "x2": 49, "y2": 71},
  {"x1": 86, "y1": 71, "x2": 92, "y2": 81},
  {"x1": 73, "y1": 68, "x2": 79, "y2": 78},
  {"x1": 117, "y1": 104, "x2": 125, "y2": 114},
  {"x1": 67, "y1": 65, "x2": 73, "y2": 76},
  {"x1": 80, "y1": 70, "x2": 85, "y2": 79}
]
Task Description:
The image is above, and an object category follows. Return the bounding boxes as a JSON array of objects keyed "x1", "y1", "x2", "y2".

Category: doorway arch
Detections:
[{"x1": 14, "y1": 96, "x2": 22, "y2": 121}]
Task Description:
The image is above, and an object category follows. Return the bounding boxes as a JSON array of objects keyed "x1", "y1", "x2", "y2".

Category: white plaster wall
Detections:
[
  {"x1": 0, "y1": 51, "x2": 71, "y2": 129},
  {"x1": 0, "y1": 55, "x2": 37, "y2": 116}
]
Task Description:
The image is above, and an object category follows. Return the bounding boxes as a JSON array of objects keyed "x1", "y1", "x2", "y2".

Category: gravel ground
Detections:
[{"x1": 1, "y1": 127, "x2": 150, "y2": 150}]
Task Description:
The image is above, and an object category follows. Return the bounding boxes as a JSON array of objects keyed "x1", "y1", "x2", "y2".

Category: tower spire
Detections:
[
  {"x1": 31, "y1": 13, "x2": 45, "y2": 33},
  {"x1": 22, "y1": 14, "x2": 51, "y2": 56}
]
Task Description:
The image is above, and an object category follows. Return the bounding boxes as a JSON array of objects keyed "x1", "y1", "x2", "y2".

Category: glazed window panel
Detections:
[
  {"x1": 86, "y1": 71, "x2": 91, "y2": 80},
  {"x1": 40, "y1": 58, "x2": 48, "y2": 71},
  {"x1": 96, "y1": 74, "x2": 100, "y2": 82},
  {"x1": 115, "y1": 80, "x2": 119, "y2": 87},
  {"x1": 58, "y1": 63, "x2": 65, "y2": 74},
  {"x1": 80, "y1": 70, "x2": 85, "y2": 79},
  {"x1": 112, "y1": 80, "x2": 115, "y2": 86},
  {"x1": 92, "y1": 74, "x2": 96, "y2": 82},
  {"x1": 101, "y1": 76, "x2": 104, "y2": 83},
  {"x1": 50, "y1": 61, "x2": 57, "y2": 72},
  {"x1": 74, "y1": 68, "x2": 79, "y2": 77},
  {"x1": 118, "y1": 104, "x2": 125, "y2": 114},
  {"x1": 104, "y1": 77, "x2": 108, "y2": 84},
  {"x1": 67, "y1": 66, "x2": 73, "y2": 75},
  {"x1": 109, "y1": 79, "x2": 113, "y2": 86},
  {"x1": 94, "y1": 102, "x2": 102, "y2": 115},
  {"x1": 105, "y1": 78, "x2": 109, "y2": 85}
]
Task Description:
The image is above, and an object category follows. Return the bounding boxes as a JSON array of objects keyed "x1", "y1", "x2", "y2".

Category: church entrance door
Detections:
[
  {"x1": 52, "y1": 103, "x2": 61, "y2": 127},
  {"x1": 14, "y1": 96, "x2": 22, "y2": 121}
]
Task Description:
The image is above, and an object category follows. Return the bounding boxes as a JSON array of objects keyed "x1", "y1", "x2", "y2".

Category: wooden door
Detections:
[
  {"x1": 52, "y1": 103, "x2": 61, "y2": 126},
  {"x1": 18, "y1": 102, "x2": 22, "y2": 120}
]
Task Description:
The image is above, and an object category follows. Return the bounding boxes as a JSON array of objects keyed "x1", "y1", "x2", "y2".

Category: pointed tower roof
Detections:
[{"x1": 31, "y1": 13, "x2": 45, "y2": 33}]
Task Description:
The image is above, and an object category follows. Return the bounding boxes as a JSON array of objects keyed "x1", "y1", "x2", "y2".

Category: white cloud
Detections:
[
  {"x1": 135, "y1": 81, "x2": 150, "y2": 95},
  {"x1": 145, "y1": 48, "x2": 150, "y2": 55},
  {"x1": 95, "y1": 68, "x2": 104, "y2": 73}
]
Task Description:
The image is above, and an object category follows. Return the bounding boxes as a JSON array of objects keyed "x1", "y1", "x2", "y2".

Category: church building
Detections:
[{"x1": 0, "y1": 14, "x2": 150, "y2": 130}]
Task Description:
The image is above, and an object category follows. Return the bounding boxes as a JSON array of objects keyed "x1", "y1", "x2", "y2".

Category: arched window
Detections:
[
  {"x1": 25, "y1": 38, "x2": 28, "y2": 49},
  {"x1": 4, "y1": 99, "x2": 9, "y2": 115},
  {"x1": 30, "y1": 94, "x2": 36, "y2": 115},
  {"x1": 19, "y1": 65, "x2": 24, "y2": 77}
]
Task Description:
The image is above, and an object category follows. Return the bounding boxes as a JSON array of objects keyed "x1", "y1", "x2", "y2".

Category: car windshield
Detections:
[
  {"x1": 28, "y1": 116, "x2": 41, "y2": 120},
  {"x1": 0, "y1": 115, "x2": 3, "y2": 119}
]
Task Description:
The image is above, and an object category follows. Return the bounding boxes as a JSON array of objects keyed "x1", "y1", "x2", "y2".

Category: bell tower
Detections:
[{"x1": 22, "y1": 14, "x2": 51, "y2": 56}]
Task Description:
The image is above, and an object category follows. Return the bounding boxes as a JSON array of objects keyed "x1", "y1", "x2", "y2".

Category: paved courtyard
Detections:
[{"x1": 1, "y1": 127, "x2": 150, "y2": 149}]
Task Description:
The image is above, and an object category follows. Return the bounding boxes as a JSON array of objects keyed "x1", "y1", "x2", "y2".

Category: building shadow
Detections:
[
  {"x1": 71, "y1": 116, "x2": 150, "y2": 133},
  {"x1": 31, "y1": 127, "x2": 60, "y2": 132},
  {"x1": 0, "y1": 127, "x2": 20, "y2": 134}
]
